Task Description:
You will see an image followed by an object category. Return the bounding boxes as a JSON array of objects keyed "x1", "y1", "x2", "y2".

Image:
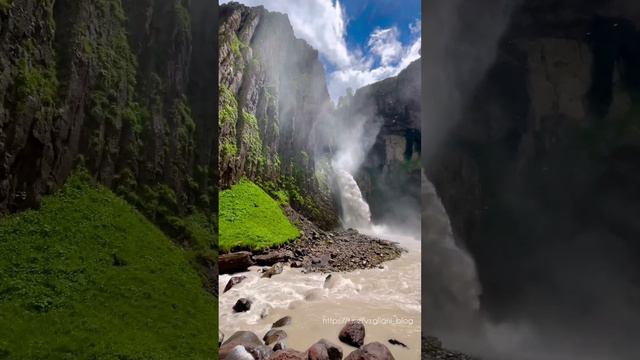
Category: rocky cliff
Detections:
[
  {"x1": 0, "y1": 0, "x2": 216, "y2": 239},
  {"x1": 349, "y1": 60, "x2": 422, "y2": 224},
  {"x1": 217, "y1": 2, "x2": 338, "y2": 229},
  {"x1": 426, "y1": 0, "x2": 640, "y2": 321}
]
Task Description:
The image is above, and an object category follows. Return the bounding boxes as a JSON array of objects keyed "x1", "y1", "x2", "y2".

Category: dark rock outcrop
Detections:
[
  {"x1": 421, "y1": 336, "x2": 476, "y2": 360},
  {"x1": 0, "y1": 0, "x2": 217, "y2": 289},
  {"x1": 0, "y1": 0, "x2": 216, "y2": 223},
  {"x1": 424, "y1": 0, "x2": 640, "y2": 341},
  {"x1": 344, "y1": 60, "x2": 422, "y2": 224}
]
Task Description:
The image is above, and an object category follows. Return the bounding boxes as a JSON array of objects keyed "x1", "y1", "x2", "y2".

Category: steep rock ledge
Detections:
[
  {"x1": 345, "y1": 60, "x2": 422, "y2": 223},
  {"x1": 426, "y1": 0, "x2": 640, "y2": 317},
  {"x1": 0, "y1": 0, "x2": 216, "y2": 227},
  {"x1": 218, "y1": 2, "x2": 338, "y2": 229}
]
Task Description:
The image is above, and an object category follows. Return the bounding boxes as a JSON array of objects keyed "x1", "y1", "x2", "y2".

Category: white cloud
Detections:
[
  {"x1": 328, "y1": 33, "x2": 421, "y2": 104},
  {"x1": 220, "y1": 0, "x2": 352, "y2": 67},
  {"x1": 409, "y1": 19, "x2": 421, "y2": 35},
  {"x1": 368, "y1": 27, "x2": 403, "y2": 66},
  {"x1": 221, "y1": 0, "x2": 421, "y2": 104}
]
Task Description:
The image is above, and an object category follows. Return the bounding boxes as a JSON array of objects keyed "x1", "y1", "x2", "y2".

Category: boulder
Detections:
[
  {"x1": 273, "y1": 340, "x2": 287, "y2": 352},
  {"x1": 306, "y1": 339, "x2": 344, "y2": 360},
  {"x1": 262, "y1": 263, "x2": 284, "y2": 278},
  {"x1": 219, "y1": 252, "x2": 254, "y2": 274},
  {"x1": 318, "y1": 339, "x2": 343, "y2": 360},
  {"x1": 339, "y1": 321, "x2": 365, "y2": 347},
  {"x1": 233, "y1": 298, "x2": 252, "y2": 312},
  {"x1": 270, "y1": 349, "x2": 306, "y2": 360},
  {"x1": 220, "y1": 331, "x2": 270, "y2": 360},
  {"x1": 253, "y1": 250, "x2": 294, "y2": 266},
  {"x1": 221, "y1": 345, "x2": 254, "y2": 360},
  {"x1": 263, "y1": 329, "x2": 288, "y2": 345},
  {"x1": 272, "y1": 315, "x2": 292, "y2": 328},
  {"x1": 224, "y1": 276, "x2": 247, "y2": 293},
  {"x1": 246, "y1": 345, "x2": 273, "y2": 360},
  {"x1": 307, "y1": 343, "x2": 328, "y2": 360},
  {"x1": 344, "y1": 342, "x2": 395, "y2": 360}
]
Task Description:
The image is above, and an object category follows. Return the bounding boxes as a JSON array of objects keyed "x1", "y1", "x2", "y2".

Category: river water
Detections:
[
  {"x1": 219, "y1": 169, "x2": 421, "y2": 357},
  {"x1": 218, "y1": 236, "x2": 421, "y2": 358}
]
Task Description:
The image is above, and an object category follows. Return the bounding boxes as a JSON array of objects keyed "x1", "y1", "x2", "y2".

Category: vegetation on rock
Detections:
[
  {"x1": 219, "y1": 179, "x2": 300, "y2": 252},
  {"x1": 0, "y1": 172, "x2": 217, "y2": 359}
]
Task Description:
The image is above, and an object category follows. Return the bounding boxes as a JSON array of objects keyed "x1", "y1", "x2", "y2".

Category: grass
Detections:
[
  {"x1": 219, "y1": 179, "x2": 300, "y2": 253},
  {"x1": 0, "y1": 172, "x2": 217, "y2": 359}
]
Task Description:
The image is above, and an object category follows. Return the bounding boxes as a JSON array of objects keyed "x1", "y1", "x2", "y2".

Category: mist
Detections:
[{"x1": 422, "y1": 1, "x2": 640, "y2": 359}]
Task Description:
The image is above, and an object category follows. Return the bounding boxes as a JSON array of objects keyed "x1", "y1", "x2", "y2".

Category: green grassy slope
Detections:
[
  {"x1": 0, "y1": 173, "x2": 217, "y2": 360},
  {"x1": 219, "y1": 179, "x2": 300, "y2": 252}
]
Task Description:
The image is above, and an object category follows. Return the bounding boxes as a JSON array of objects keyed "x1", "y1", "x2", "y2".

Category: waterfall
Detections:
[
  {"x1": 333, "y1": 168, "x2": 372, "y2": 230},
  {"x1": 422, "y1": 170, "x2": 481, "y2": 321}
]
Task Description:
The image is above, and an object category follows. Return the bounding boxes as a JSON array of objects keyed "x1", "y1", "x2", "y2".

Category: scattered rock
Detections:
[
  {"x1": 307, "y1": 339, "x2": 343, "y2": 360},
  {"x1": 421, "y1": 336, "x2": 477, "y2": 360},
  {"x1": 253, "y1": 250, "x2": 294, "y2": 266},
  {"x1": 224, "y1": 276, "x2": 247, "y2": 293},
  {"x1": 339, "y1": 321, "x2": 366, "y2": 347},
  {"x1": 262, "y1": 263, "x2": 284, "y2": 278},
  {"x1": 263, "y1": 329, "x2": 288, "y2": 345},
  {"x1": 219, "y1": 252, "x2": 254, "y2": 274},
  {"x1": 323, "y1": 274, "x2": 332, "y2": 288},
  {"x1": 220, "y1": 331, "x2": 270, "y2": 360},
  {"x1": 307, "y1": 343, "x2": 329, "y2": 360},
  {"x1": 260, "y1": 306, "x2": 271, "y2": 319},
  {"x1": 256, "y1": 210, "x2": 404, "y2": 273},
  {"x1": 345, "y1": 342, "x2": 395, "y2": 360},
  {"x1": 272, "y1": 316, "x2": 292, "y2": 328},
  {"x1": 273, "y1": 340, "x2": 287, "y2": 352},
  {"x1": 233, "y1": 298, "x2": 252, "y2": 312},
  {"x1": 388, "y1": 339, "x2": 408, "y2": 348},
  {"x1": 246, "y1": 345, "x2": 273, "y2": 360},
  {"x1": 270, "y1": 349, "x2": 306, "y2": 360},
  {"x1": 221, "y1": 345, "x2": 254, "y2": 360}
]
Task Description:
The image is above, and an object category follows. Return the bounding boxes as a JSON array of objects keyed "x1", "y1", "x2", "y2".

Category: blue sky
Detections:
[
  {"x1": 340, "y1": 0, "x2": 421, "y2": 67},
  {"x1": 220, "y1": 0, "x2": 421, "y2": 103}
]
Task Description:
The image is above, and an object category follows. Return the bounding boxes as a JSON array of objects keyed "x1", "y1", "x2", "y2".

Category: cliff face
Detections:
[
  {"x1": 217, "y1": 2, "x2": 338, "y2": 229},
  {"x1": 427, "y1": 0, "x2": 640, "y2": 318},
  {"x1": 350, "y1": 60, "x2": 422, "y2": 223},
  {"x1": 0, "y1": 0, "x2": 216, "y2": 236}
]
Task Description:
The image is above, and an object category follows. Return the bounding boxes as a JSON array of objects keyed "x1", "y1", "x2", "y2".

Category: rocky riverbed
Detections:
[
  {"x1": 219, "y1": 208, "x2": 405, "y2": 276},
  {"x1": 219, "y1": 319, "x2": 404, "y2": 360},
  {"x1": 421, "y1": 336, "x2": 478, "y2": 360},
  {"x1": 219, "y1": 206, "x2": 421, "y2": 359}
]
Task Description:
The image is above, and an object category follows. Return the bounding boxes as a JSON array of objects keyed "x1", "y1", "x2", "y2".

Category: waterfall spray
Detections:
[
  {"x1": 333, "y1": 168, "x2": 372, "y2": 230},
  {"x1": 422, "y1": 170, "x2": 482, "y2": 324}
]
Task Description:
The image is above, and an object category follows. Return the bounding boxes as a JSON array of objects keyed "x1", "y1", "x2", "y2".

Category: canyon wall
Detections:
[
  {"x1": 0, "y1": 0, "x2": 217, "y2": 239},
  {"x1": 218, "y1": 2, "x2": 338, "y2": 229},
  {"x1": 426, "y1": 0, "x2": 640, "y2": 324},
  {"x1": 350, "y1": 60, "x2": 422, "y2": 224}
]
